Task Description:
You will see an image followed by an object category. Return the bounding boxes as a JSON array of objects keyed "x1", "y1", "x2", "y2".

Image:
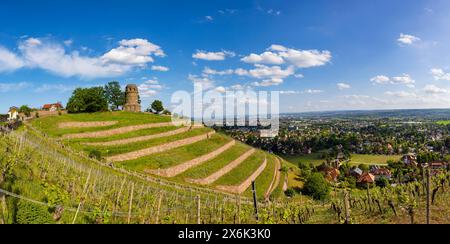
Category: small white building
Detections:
[{"x1": 7, "y1": 107, "x2": 19, "y2": 121}]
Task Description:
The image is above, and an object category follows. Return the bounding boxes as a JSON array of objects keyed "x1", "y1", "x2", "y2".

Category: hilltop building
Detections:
[
  {"x1": 7, "y1": 107, "x2": 19, "y2": 121},
  {"x1": 123, "y1": 84, "x2": 141, "y2": 112},
  {"x1": 42, "y1": 102, "x2": 63, "y2": 111}
]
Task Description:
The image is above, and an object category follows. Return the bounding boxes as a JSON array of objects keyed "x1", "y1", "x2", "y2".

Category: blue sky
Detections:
[{"x1": 1, "y1": 0, "x2": 450, "y2": 113}]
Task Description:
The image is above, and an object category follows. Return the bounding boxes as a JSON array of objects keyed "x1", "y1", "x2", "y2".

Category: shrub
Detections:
[
  {"x1": 88, "y1": 150, "x2": 102, "y2": 161},
  {"x1": 15, "y1": 200, "x2": 54, "y2": 224},
  {"x1": 376, "y1": 177, "x2": 389, "y2": 188},
  {"x1": 285, "y1": 188, "x2": 296, "y2": 197},
  {"x1": 302, "y1": 173, "x2": 330, "y2": 201}
]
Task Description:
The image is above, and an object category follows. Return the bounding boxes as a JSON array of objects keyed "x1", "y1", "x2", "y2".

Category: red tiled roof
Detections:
[
  {"x1": 43, "y1": 103, "x2": 62, "y2": 109},
  {"x1": 358, "y1": 172, "x2": 375, "y2": 184}
]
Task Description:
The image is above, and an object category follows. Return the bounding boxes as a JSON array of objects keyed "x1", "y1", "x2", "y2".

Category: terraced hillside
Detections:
[{"x1": 31, "y1": 111, "x2": 282, "y2": 200}]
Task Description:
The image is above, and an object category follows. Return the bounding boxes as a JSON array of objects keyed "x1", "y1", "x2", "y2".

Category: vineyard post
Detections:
[
  {"x1": 343, "y1": 190, "x2": 350, "y2": 224},
  {"x1": 426, "y1": 168, "x2": 431, "y2": 224},
  {"x1": 156, "y1": 193, "x2": 163, "y2": 224},
  {"x1": 196, "y1": 195, "x2": 201, "y2": 224},
  {"x1": 0, "y1": 194, "x2": 6, "y2": 224},
  {"x1": 112, "y1": 177, "x2": 127, "y2": 221},
  {"x1": 127, "y1": 183, "x2": 134, "y2": 224},
  {"x1": 366, "y1": 183, "x2": 372, "y2": 212},
  {"x1": 237, "y1": 195, "x2": 241, "y2": 224},
  {"x1": 252, "y1": 181, "x2": 259, "y2": 222},
  {"x1": 72, "y1": 169, "x2": 92, "y2": 224}
]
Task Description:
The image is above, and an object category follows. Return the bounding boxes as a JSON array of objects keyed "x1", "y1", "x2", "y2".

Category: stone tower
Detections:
[{"x1": 123, "y1": 84, "x2": 141, "y2": 112}]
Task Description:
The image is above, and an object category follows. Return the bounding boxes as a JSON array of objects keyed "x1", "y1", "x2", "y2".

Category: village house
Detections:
[
  {"x1": 370, "y1": 167, "x2": 392, "y2": 181},
  {"x1": 350, "y1": 167, "x2": 363, "y2": 178},
  {"x1": 401, "y1": 153, "x2": 418, "y2": 167},
  {"x1": 357, "y1": 172, "x2": 375, "y2": 185},
  {"x1": 429, "y1": 161, "x2": 448, "y2": 170},
  {"x1": 324, "y1": 168, "x2": 340, "y2": 182},
  {"x1": 42, "y1": 103, "x2": 63, "y2": 112},
  {"x1": 7, "y1": 107, "x2": 19, "y2": 121}
]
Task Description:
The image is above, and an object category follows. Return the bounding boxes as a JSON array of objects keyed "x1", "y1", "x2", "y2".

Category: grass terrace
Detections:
[{"x1": 116, "y1": 133, "x2": 232, "y2": 171}]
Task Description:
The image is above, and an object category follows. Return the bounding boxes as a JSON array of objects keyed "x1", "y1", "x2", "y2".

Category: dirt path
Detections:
[
  {"x1": 216, "y1": 157, "x2": 267, "y2": 194},
  {"x1": 146, "y1": 140, "x2": 236, "y2": 178},
  {"x1": 186, "y1": 148, "x2": 255, "y2": 185},
  {"x1": 106, "y1": 131, "x2": 216, "y2": 162},
  {"x1": 82, "y1": 127, "x2": 191, "y2": 146},
  {"x1": 58, "y1": 121, "x2": 118, "y2": 129},
  {"x1": 63, "y1": 122, "x2": 178, "y2": 139},
  {"x1": 264, "y1": 157, "x2": 282, "y2": 200}
]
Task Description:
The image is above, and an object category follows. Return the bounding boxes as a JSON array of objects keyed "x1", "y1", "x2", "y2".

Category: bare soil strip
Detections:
[
  {"x1": 62, "y1": 122, "x2": 179, "y2": 139},
  {"x1": 216, "y1": 157, "x2": 267, "y2": 194},
  {"x1": 106, "y1": 131, "x2": 216, "y2": 162},
  {"x1": 146, "y1": 140, "x2": 236, "y2": 178},
  {"x1": 264, "y1": 157, "x2": 281, "y2": 200},
  {"x1": 82, "y1": 127, "x2": 191, "y2": 146},
  {"x1": 58, "y1": 121, "x2": 119, "y2": 129},
  {"x1": 186, "y1": 148, "x2": 255, "y2": 185}
]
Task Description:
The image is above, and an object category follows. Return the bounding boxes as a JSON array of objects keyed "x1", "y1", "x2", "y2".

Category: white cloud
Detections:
[
  {"x1": 267, "y1": 9, "x2": 281, "y2": 16},
  {"x1": 279, "y1": 90, "x2": 300, "y2": 95},
  {"x1": 236, "y1": 64, "x2": 295, "y2": 86},
  {"x1": 242, "y1": 44, "x2": 331, "y2": 68},
  {"x1": 370, "y1": 75, "x2": 391, "y2": 85},
  {"x1": 294, "y1": 74, "x2": 304, "y2": 79},
  {"x1": 18, "y1": 38, "x2": 131, "y2": 79},
  {"x1": 391, "y1": 74, "x2": 415, "y2": 85},
  {"x1": 252, "y1": 78, "x2": 284, "y2": 87},
  {"x1": 279, "y1": 48, "x2": 332, "y2": 68},
  {"x1": 241, "y1": 52, "x2": 284, "y2": 65},
  {"x1": 34, "y1": 83, "x2": 76, "y2": 93},
  {"x1": 151, "y1": 65, "x2": 170, "y2": 72},
  {"x1": 2, "y1": 37, "x2": 166, "y2": 79},
  {"x1": 236, "y1": 64, "x2": 295, "y2": 80},
  {"x1": 268, "y1": 44, "x2": 288, "y2": 52},
  {"x1": 205, "y1": 16, "x2": 214, "y2": 22},
  {"x1": 64, "y1": 40, "x2": 73, "y2": 47},
  {"x1": 423, "y1": 84, "x2": 449, "y2": 94},
  {"x1": 431, "y1": 68, "x2": 450, "y2": 81},
  {"x1": 230, "y1": 84, "x2": 244, "y2": 90},
  {"x1": 384, "y1": 91, "x2": 416, "y2": 98},
  {"x1": 397, "y1": 33, "x2": 421, "y2": 45},
  {"x1": 202, "y1": 67, "x2": 234, "y2": 76},
  {"x1": 138, "y1": 79, "x2": 163, "y2": 98},
  {"x1": 302, "y1": 89, "x2": 324, "y2": 94},
  {"x1": 371, "y1": 74, "x2": 415, "y2": 87},
  {"x1": 188, "y1": 74, "x2": 215, "y2": 89},
  {"x1": 337, "y1": 82, "x2": 351, "y2": 90},
  {"x1": 102, "y1": 38, "x2": 165, "y2": 65},
  {"x1": 0, "y1": 46, "x2": 25, "y2": 72},
  {"x1": 0, "y1": 82, "x2": 31, "y2": 92},
  {"x1": 215, "y1": 86, "x2": 226, "y2": 94},
  {"x1": 192, "y1": 50, "x2": 235, "y2": 61}
]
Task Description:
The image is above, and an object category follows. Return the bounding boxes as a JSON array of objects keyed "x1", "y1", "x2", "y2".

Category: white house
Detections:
[{"x1": 7, "y1": 107, "x2": 19, "y2": 121}]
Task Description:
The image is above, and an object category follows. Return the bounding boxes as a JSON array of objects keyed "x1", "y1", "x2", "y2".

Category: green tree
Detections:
[
  {"x1": 66, "y1": 87, "x2": 108, "y2": 113},
  {"x1": 302, "y1": 173, "x2": 330, "y2": 201},
  {"x1": 150, "y1": 100, "x2": 164, "y2": 114},
  {"x1": 104, "y1": 81, "x2": 125, "y2": 111},
  {"x1": 19, "y1": 105, "x2": 32, "y2": 117}
]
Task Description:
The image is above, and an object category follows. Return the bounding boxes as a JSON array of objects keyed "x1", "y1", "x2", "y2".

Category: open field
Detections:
[
  {"x1": 437, "y1": 120, "x2": 450, "y2": 125},
  {"x1": 281, "y1": 153, "x2": 401, "y2": 166}
]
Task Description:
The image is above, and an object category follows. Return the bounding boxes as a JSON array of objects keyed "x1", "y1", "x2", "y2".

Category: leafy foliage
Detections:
[
  {"x1": 66, "y1": 87, "x2": 108, "y2": 113},
  {"x1": 104, "y1": 81, "x2": 125, "y2": 111},
  {"x1": 302, "y1": 173, "x2": 330, "y2": 201}
]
